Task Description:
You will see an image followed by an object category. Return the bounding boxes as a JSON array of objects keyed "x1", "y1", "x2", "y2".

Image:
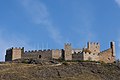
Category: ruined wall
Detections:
[
  {"x1": 22, "y1": 49, "x2": 52, "y2": 60},
  {"x1": 99, "y1": 48, "x2": 115, "y2": 63},
  {"x1": 64, "y1": 43, "x2": 72, "y2": 60},
  {"x1": 52, "y1": 49, "x2": 62, "y2": 59},
  {"x1": 72, "y1": 53, "x2": 83, "y2": 60},
  {"x1": 87, "y1": 42, "x2": 100, "y2": 53},
  {"x1": 99, "y1": 42, "x2": 116, "y2": 63},
  {"x1": 83, "y1": 52, "x2": 99, "y2": 61}
]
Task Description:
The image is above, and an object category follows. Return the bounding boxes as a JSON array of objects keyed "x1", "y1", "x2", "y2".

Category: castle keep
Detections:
[{"x1": 5, "y1": 42, "x2": 116, "y2": 63}]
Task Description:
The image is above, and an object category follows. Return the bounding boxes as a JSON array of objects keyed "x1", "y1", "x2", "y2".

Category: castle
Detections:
[{"x1": 5, "y1": 41, "x2": 116, "y2": 63}]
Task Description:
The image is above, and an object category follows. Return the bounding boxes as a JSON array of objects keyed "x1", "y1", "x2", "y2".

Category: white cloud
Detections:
[
  {"x1": 115, "y1": 0, "x2": 120, "y2": 7},
  {"x1": 46, "y1": 23, "x2": 64, "y2": 45},
  {"x1": 20, "y1": 0, "x2": 49, "y2": 24},
  {"x1": 19, "y1": 0, "x2": 64, "y2": 45}
]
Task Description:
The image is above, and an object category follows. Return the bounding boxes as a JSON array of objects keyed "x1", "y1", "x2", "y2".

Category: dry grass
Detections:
[{"x1": 0, "y1": 62, "x2": 119, "y2": 80}]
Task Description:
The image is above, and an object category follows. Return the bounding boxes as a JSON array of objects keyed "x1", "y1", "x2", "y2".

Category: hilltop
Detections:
[{"x1": 0, "y1": 61, "x2": 120, "y2": 80}]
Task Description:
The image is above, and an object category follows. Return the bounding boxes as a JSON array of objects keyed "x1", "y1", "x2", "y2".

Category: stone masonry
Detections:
[{"x1": 5, "y1": 41, "x2": 116, "y2": 63}]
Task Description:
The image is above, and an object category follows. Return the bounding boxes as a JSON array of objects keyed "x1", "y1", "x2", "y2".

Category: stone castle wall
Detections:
[
  {"x1": 99, "y1": 42, "x2": 116, "y2": 63},
  {"x1": 12, "y1": 48, "x2": 22, "y2": 60},
  {"x1": 5, "y1": 47, "x2": 23, "y2": 61},
  {"x1": 22, "y1": 50, "x2": 52, "y2": 60},
  {"x1": 72, "y1": 53, "x2": 83, "y2": 60},
  {"x1": 52, "y1": 49, "x2": 63, "y2": 59},
  {"x1": 5, "y1": 42, "x2": 116, "y2": 63},
  {"x1": 83, "y1": 52, "x2": 99, "y2": 61},
  {"x1": 99, "y1": 48, "x2": 115, "y2": 63}
]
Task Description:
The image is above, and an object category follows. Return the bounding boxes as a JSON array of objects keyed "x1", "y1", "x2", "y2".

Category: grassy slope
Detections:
[{"x1": 0, "y1": 62, "x2": 120, "y2": 80}]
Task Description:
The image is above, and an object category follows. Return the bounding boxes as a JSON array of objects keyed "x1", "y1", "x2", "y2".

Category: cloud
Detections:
[
  {"x1": 19, "y1": 0, "x2": 64, "y2": 45},
  {"x1": 20, "y1": 0, "x2": 49, "y2": 24},
  {"x1": 115, "y1": 0, "x2": 120, "y2": 7},
  {"x1": 46, "y1": 22, "x2": 64, "y2": 45}
]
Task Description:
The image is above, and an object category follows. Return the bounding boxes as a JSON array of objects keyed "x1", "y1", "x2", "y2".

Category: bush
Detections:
[{"x1": 62, "y1": 62, "x2": 69, "y2": 65}]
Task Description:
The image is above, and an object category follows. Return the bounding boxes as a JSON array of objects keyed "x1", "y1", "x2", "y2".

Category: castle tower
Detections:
[
  {"x1": 87, "y1": 42, "x2": 100, "y2": 53},
  {"x1": 5, "y1": 47, "x2": 24, "y2": 61},
  {"x1": 64, "y1": 43, "x2": 72, "y2": 60},
  {"x1": 110, "y1": 41, "x2": 115, "y2": 57}
]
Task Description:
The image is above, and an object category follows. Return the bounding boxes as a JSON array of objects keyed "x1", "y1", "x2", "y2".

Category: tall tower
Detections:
[
  {"x1": 110, "y1": 41, "x2": 115, "y2": 57},
  {"x1": 87, "y1": 42, "x2": 100, "y2": 53},
  {"x1": 64, "y1": 43, "x2": 72, "y2": 60}
]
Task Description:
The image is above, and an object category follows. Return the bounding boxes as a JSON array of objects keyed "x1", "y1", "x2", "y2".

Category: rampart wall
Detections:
[
  {"x1": 22, "y1": 49, "x2": 52, "y2": 60},
  {"x1": 72, "y1": 53, "x2": 83, "y2": 60}
]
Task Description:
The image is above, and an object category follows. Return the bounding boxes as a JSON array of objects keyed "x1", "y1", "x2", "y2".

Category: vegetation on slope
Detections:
[{"x1": 0, "y1": 61, "x2": 120, "y2": 80}]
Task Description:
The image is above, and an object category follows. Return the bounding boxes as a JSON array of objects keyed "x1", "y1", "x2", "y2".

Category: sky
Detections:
[{"x1": 0, "y1": 0, "x2": 120, "y2": 61}]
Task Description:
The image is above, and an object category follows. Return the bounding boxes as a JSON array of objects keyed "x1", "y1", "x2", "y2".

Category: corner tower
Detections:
[
  {"x1": 64, "y1": 43, "x2": 72, "y2": 60},
  {"x1": 5, "y1": 47, "x2": 24, "y2": 61}
]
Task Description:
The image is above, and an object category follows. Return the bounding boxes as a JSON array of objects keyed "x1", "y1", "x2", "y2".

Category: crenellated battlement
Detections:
[
  {"x1": 65, "y1": 43, "x2": 71, "y2": 46},
  {"x1": 5, "y1": 47, "x2": 24, "y2": 61},
  {"x1": 24, "y1": 49, "x2": 52, "y2": 53},
  {"x1": 6, "y1": 47, "x2": 24, "y2": 51},
  {"x1": 88, "y1": 42, "x2": 100, "y2": 46}
]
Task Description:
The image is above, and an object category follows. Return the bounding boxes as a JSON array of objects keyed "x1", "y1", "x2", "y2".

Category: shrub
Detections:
[{"x1": 62, "y1": 62, "x2": 68, "y2": 65}]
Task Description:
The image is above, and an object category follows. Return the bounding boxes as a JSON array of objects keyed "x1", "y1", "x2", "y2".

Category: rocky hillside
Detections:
[{"x1": 0, "y1": 61, "x2": 120, "y2": 80}]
